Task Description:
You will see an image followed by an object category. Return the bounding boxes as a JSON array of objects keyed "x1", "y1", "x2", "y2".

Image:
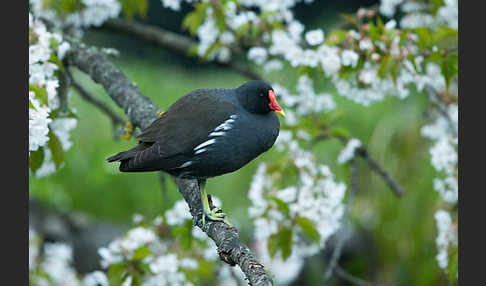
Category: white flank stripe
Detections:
[
  {"x1": 195, "y1": 148, "x2": 206, "y2": 155},
  {"x1": 179, "y1": 161, "x2": 192, "y2": 168},
  {"x1": 215, "y1": 123, "x2": 232, "y2": 131},
  {"x1": 194, "y1": 139, "x2": 216, "y2": 151},
  {"x1": 209, "y1": 131, "x2": 225, "y2": 137}
]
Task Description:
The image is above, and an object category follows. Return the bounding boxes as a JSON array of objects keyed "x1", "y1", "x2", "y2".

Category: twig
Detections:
[
  {"x1": 335, "y1": 264, "x2": 387, "y2": 286},
  {"x1": 70, "y1": 77, "x2": 126, "y2": 127},
  {"x1": 356, "y1": 147, "x2": 405, "y2": 197},
  {"x1": 66, "y1": 41, "x2": 273, "y2": 286},
  {"x1": 323, "y1": 157, "x2": 359, "y2": 283},
  {"x1": 424, "y1": 85, "x2": 457, "y2": 137},
  {"x1": 325, "y1": 133, "x2": 405, "y2": 198},
  {"x1": 57, "y1": 70, "x2": 71, "y2": 115},
  {"x1": 103, "y1": 19, "x2": 262, "y2": 81}
]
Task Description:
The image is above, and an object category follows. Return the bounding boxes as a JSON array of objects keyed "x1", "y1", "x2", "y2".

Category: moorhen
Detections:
[{"x1": 107, "y1": 80, "x2": 285, "y2": 225}]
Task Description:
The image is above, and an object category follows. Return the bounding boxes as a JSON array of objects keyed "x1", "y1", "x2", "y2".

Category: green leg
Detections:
[{"x1": 198, "y1": 179, "x2": 231, "y2": 226}]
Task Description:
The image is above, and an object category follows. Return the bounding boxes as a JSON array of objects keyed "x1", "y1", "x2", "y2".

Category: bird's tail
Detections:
[
  {"x1": 106, "y1": 143, "x2": 161, "y2": 172},
  {"x1": 106, "y1": 149, "x2": 135, "y2": 162}
]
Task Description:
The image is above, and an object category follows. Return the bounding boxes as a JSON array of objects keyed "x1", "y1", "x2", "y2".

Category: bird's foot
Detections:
[{"x1": 202, "y1": 207, "x2": 232, "y2": 227}]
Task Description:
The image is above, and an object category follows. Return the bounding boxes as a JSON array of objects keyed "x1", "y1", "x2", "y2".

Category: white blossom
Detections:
[
  {"x1": 83, "y1": 271, "x2": 108, "y2": 286},
  {"x1": 385, "y1": 19, "x2": 397, "y2": 30},
  {"x1": 248, "y1": 47, "x2": 268, "y2": 65},
  {"x1": 180, "y1": 258, "x2": 198, "y2": 269},
  {"x1": 359, "y1": 38, "x2": 373, "y2": 51},
  {"x1": 122, "y1": 276, "x2": 133, "y2": 286},
  {"x1": 379, "y1": 0, "x2": 404, "y2": 17},
  {"x1": 341, "y1": 50, "x2": 359, "y2": 67},
  {"x1": 50, "y1": 118, "x2": 78, "y2": 151},
  {"x1": 29, "y1": 93, "x2": 51, "y2": 152},
  {"x1": 305, "y1": 29, "x2": 324, "y2": 46},
  {"x1": 165, "y1": 200, "x2": 192, "y2": 225},
  {"x1": 317, "y1": 45, "x2": 341, "y2": 75},
  {"x1": 264, "y1": 59, "x2": 284, "y2": 72},
  {"x1": 41, "y1": 243, "x2": 80, "y2": 286},
  {"x1": 337, "y1": 138, "x2": 362, "y2": 164},
  {"x1": 359, "y1": 68, "x2": 377, "y2": 85},
  {"x1": 161, "y1": 0, "x2": 183, "y2": 11},
  {"x1": 434, "y1": 210, "x2": 456, "y2": 269}
]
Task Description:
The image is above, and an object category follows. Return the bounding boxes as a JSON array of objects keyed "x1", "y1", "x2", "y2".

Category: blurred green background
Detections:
[{"x1": 29, "y1": 0, "x2": 449, "y2": 285}]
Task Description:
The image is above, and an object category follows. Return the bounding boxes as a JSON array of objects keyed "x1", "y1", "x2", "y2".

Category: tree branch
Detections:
[
  {"x1": 70, "y1": 76, "x2": 126, "y2": 127},
  {"x1": 335, "y1": 264, "x2": 388, "y2": 286},
  {"x1": 424, "y1": 85, "x2": 457, "y2": 137},
  {"x1": 356, "y1": 147, "x2": 405, "y2": 197},
  {"x1": 66, "y1": 40, "x2": 273, "y2": 286},
  {"x1": 103, "y1": 18, "x2": 262, "y2": 81}
]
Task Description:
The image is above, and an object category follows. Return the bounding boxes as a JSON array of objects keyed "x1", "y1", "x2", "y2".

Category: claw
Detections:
[{"x1": 198, "y1": 179, "x2": 232, "y2": 227}]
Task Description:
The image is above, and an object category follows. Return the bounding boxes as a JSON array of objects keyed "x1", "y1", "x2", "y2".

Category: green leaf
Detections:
[
  {"x1": 414, "y1": 27, "x2": 432, "y2": 49},
  {"x1": 267, "y1": 232, "x2": 279, "y2": 258},
  {"x1": 296, "y1": 216, "x2": 320, "y2": 244},
  {"x1": 29, "y1": 84, "x2": 48, "y2": 106},
  {"x1": 49, "y1": 53, "x2": 64, "y2": 72},
  {"x1": 29, "y1": 147, "x2": 45, "y2": 173},
  {"x1": 377, "y1": 54, "x2": 391, "y2": 78},
  {"x1": 279, "y1": 226, "x2": 293, "y2": 260},
  {"x1": 133, "y1": 246, "x2": 152, "y2": 260},
  {"x1": 120, "y1": 0, "x2": 149, "y2": 19},
  {"x1": 171, "y1": 219, "x2": 193, "y2": 249},
  {"x1": 214, "y1": 7, "x2": 226, "y2": 33},
  {"x1": 203, "y1": 42, "x2": 223, "y2": 60},
  {"x1": 399, "y1": 30, "x2": 410, "y2": 46},
  {"x1": 49, "y1": 37, "x2": 59, "y2": 51},
  {"x1": 330, "y1": 128, "x2": 351, "y2": 138},
  {"x1": 407, "y1": 54, "x2": 418, "y2": 72},
  {"x1": 339, "y1": 13, "x2": 359, "y2": 29},
  {"x1": 182, "y1": 2, "x2": 209, "y2": 35},
  {"x1": 368, "y1": 21, "x2": 383, "y2": 41},
  {"x1": 447, "y1": 247, "x2": 458, "y2": 284},
  {"x1": 325, "y1": 30, "x2": 348, "y2": 46},
  {"x1": 107, "y1": 262, "x2": 127, "y2": 285},
  {"x1": 235, "y1": 23, "x2": 250, "y2": 37},
  {"x1": 268, "y1": 226, "x2": 293, "y2": 260},
  {"x1": 270, "y1": 197, "x2": 290, "y2": 217},
  {"x1": 136, "y1": 0, "x2": 149, "y2": 18},
  {"x1": 432, "y1": 26, "x2": 458, "y2": 45},
  {"x1": 47, "y1": 131, "x2": 63, "y2": 168},
  {"x1": 441, "y1": 52, "x2": 458, "y2": 88},
  {"x1": 432, "y1": 0, "x2": 446, "y2": 15}
]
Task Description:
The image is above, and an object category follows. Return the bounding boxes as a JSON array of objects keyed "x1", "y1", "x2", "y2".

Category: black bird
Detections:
[{"x1": 107, "y1": 80, "x2": 285, "y2": 225}]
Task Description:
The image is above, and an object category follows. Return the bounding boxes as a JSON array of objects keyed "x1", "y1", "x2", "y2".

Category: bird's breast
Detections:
[{"x1": 178, "y1": 112, "x2": 279, "y2": 178}]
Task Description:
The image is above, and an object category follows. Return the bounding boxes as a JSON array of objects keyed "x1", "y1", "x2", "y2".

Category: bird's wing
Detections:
[{"x1": 136, "y1": 90, "x2": 239, "y2": 158}]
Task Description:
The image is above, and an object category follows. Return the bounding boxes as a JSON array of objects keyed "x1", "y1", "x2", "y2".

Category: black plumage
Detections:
[
  {"x1": 107, "y1": 80, "x2": 285, "y2": 224},
  {"x1": 107, "y1": 80, "x2": 283, "y2": 178}
]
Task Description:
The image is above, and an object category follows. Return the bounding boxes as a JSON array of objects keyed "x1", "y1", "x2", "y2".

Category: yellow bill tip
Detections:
[{"x1": 275, "y1": 109, "x2": 286, "y2": 117}]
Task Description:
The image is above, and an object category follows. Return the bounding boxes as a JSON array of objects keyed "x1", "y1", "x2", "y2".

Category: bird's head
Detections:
[{"x1": 236, "y1": 80, "x2": 286, "y2": 117}]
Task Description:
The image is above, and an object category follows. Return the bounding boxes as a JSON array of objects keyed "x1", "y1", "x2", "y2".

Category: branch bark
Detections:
[
  {"x1": 66, "y1": 40, "x2": 273, "y2": 286},
  {"x1": 103, "y1": 18, "x2": 262, "y2": 81},
  {"x1": 356, "y1": 147, "x2": 405, "y2": 197}
]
